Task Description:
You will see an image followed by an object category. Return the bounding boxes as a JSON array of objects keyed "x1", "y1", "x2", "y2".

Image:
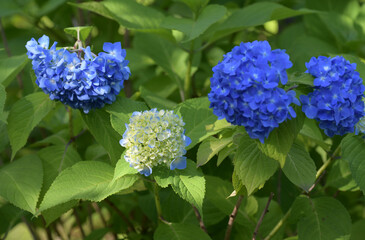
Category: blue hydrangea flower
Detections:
[
  {"x1": 119, "y1": 109, "x2": 191, "y2": 176},
  {"x1": 25, "y1": 35, "x2": 130, "y2": 113},
  {"x1": 208, "y1": 40, "x2": 299, "y2": 143},
  {"x1": 355, "y1": 101, "x2": 365, "y2": 135},
  {"x1": 300, "y1": 56, "x2": 365, "y2": 137}
]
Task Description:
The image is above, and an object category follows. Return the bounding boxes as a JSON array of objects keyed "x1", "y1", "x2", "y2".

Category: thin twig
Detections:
[
  {"x1": 192, "y1": 205, "x2": 207, "y2": 233},
  {"x1": 73, "y1": 208, "x2": 85, "y2": 239},
  {"x1": 91, "y1": 202, "x2": 107, "y2": 227},
  {"x1": 87, "y1": 204, "x2": 94, "y2": 231},
  {"x1": 21, "y1": 216, "x2": 39, "y2": 240},
  {"x1": 41, "y1": 215, "x2": 53, "y2": 240},
  {"x1": 224, "y1": 195, "x2": 244, "y2": 240},
  {"x1": 104, "y1": 199, "x2": 135, "y2": 232},
  {"x1": 307, "y1": 170, "x2": 326, "y2": 193},
  {"x1": 263, "y1": 208, "x2": 292, "y2": 240},
  {"x1": 253, "y1": 192, "x2": 274, "y2": 240}
]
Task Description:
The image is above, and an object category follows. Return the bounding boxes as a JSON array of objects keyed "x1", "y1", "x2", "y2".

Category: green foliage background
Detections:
[{"x1": 1, "y1": 0, "x2": 365, "y2": 239}]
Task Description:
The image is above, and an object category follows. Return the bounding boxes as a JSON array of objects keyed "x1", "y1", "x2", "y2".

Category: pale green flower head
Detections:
[
  {"x1": 356, "y1": 98, "x2": 365, "y2": 135},
  {"x1": 119, "y1": 108, "x2": 191, "y2": 176}
]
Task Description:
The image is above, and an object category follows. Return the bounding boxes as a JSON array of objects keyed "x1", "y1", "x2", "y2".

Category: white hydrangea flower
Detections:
[{"x1": 119, "y1": 108, "x2": 191, "y2": 176}]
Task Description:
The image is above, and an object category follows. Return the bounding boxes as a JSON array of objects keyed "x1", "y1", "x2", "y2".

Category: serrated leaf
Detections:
[
  {"x1": 113, "y1": 156, "x2": 138, "y2": 182},
  {"x1": 0, "y1": 155, "x2": 43, "y2": 214},
  {"x1": 257, "y1": 110, "x2": 304, "y2": 167},
  {"x1": 197, "y1": 136, "x2": 232, "y2": 167},
  {"x1": 64, "y1": 26, "x2": 93, "y2": 42},
  {"x1": 68, "y1": 2, "x2": 114, "y2": 20},
  {"x1": 217, "y1": 143, "x2": 236, "y2": 166},
  {"x1": 38, "y1": 145, "x2": 82, "y2": 200},
  {"x1": 8, "y1": 92, "x2": 55, "y2": 159},
  {"x1": 295, "y1": 196, "x2": 351, "y2": 240},
  {"x1": 0, "y1": 54, "x2": 29, "y2": 87},
  {"x1": 161, "y1": 5, "x2": 226, "y2": 42},
  {"x1": 175, "y1": 97, "x2": 231, "y2": 150},
  {"x1": 39, "y1": 161, "x2": 139, "y2": 212},
  {"x1": 42, "y1": 200, "x2": 78, "y2": 226},
  {"x1": 105, "y1": 96, "x2": 149, "y2": 136},
  {"x1": 282, "y1": 143, "x2": 316, "y2": 192},
  {"x1": 234, "y1": 134, "x2": 278, "y2": 195},
  {"x1": 103, "y1": 0, "x2": 165, "y2": 29},
  {"x1": 154, "y1": 223, "x2": 211, "y2": 240},
  {"x1": 81, "y1": 109, "x2": 123, "y2": 165},
  {"x1": 154, "y1": 160, "x2": 205, "y2": 214},
  {"x1": 341, "y1": 134, "x2": 365, "y2": 195}
]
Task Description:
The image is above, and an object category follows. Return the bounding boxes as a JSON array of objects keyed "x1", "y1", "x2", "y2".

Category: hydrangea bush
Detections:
[{"x1": 2, "y1": 1, "x2": 365, "y2": 240}]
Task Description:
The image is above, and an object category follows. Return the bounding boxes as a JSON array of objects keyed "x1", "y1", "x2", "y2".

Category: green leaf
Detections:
[
  {"x1": 351, "y1": 219, "x2": 365, "y2": 240},
  {"x1": 299, "y1": 119, "x2": 330, "y2": 151},
  {"x1": 134, "y1": 33, "x2": 185, "y2": 92},
  {"x1": 234, "y1": 134, "x2": 278, "y2": 195},
  {"x1": 0, "y1": 155, "x2": 43, "y2": 214},
  {"x1": 197, "y1": 136, "x2": 232, "y2": 167},
  {"x1": 64, "y1": 26, "x2": 93, "y2": 42},
  {"x1": 39, "y1": 161, "x2": 139, "y2": 212},
  {"x1": 0, "y1": 54, "x2": 29, "y2": 87},
  {"x1": 37, "y1": 145, "x2": 82, "y2": 200},
  {"x1": 105, "y1": 96, "x2": 149, "y2": 136},
  {"x1": 140, "y1": 86, "x2": 177, "y2": 110},
  {"x1": 210, "y1": 2, "x2": 314, "y2": 42},
  {"x1": 288, "y1": 72, "x2": 314, "y2": 86},
  {"x1": 0, "y1": 84, "x2": 6, "y2": 123},
  {"x1": 258, "y1": 110, "x2": 304, "y2": 167},
  {"x1": 81, "y1": 109, "x2": 123, "y2": 165},
  {"x1": 217, "y1": 143, "x2": 236, "y2": 166},
  {"x1": 282, "y1": 143, "x2": 316, "y2": 192},
  {"x1": 8, "y1": 92, "x2": 55, "y2": 159},
  {"x1": 37, "y1": 0, "x2": 67, "y2": 16},
  {"x1": 0, "y1": 203, "x2": 23, "y2": 235},
  {"x1": 326, "y1": 159, "x2": 358, "y2": 191},
  {"x1": 113, "y1": 156, "x2": 138, "y2": 182},
  {"x1": 103, "y1": 0, "x2": 165, "y2": 29},
  {"x1": 295, "y1": 196, "x2": 351, "y2": 240},
  {"x1": 85, "y1": 228, "x2": 110, "y2": 240},
  {"x1": 42, "y1": 200, "x2": 78, "y2": 226},
  {"x1": 154, "y1": 160, "x2": 205, "y2": 214},
  {"x1": 161, "y1": 5, "x2": 226, "y2": 42},
  {"x1": 175, "y1": 97, "x2": 231, "y2": 149},
  {"x1": 341, "y1": 135, "x2": 365, "y2": 194},
  {"x1": 68, "y1": 2, "x2": 114, "y2": 20},
  {"x1": 173, "y1": 0, "x2": 209, "y2": 13},
  {"x1": 154, "y1": 223, "x2": 211, "y2": 240}
]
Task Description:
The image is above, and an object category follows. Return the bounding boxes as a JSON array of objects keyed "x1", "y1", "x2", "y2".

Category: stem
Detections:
[
  {"x1": 68, "y1": 107, "x2": 74, "y2": 139},
  {"x1": 41, "y1": 215, "x2": 53, "y2": 240},
  {"x1": 192, "y1": 205, "x2": 207, "y2": 233},
  {"x1": 264, "y1": 144, "x2": 341, "y2": 240},
  {"x1": 184, "y1": 41, "x2": 195, "y2": 100},
  {"x1": 73, "y1": 208, "x2": 85, "y2": 238},
  {"x1": 224, "y1": 195, "x2": 244, "y2": 240},
  {"x1": 153, "y1": 183, "x2": 163, "y2": 222},
  {"x1": 264, "y1": 208, "x2": 292, "y2": 240},
  {"x1": 104, "y1": 199, "x2": 135, "y2": 232},
  {"x1": 91, "y1": 202, "x2": 107, "y2": 227},
  {"x1": 21, "y1": 216, "x2": 39, "y2": 240},
  {"x1": 253, "y1": 192, "x2": 274, "y2": 240}
]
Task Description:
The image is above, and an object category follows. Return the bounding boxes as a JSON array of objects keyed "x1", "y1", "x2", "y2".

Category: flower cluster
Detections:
[
  {"x1": 119, "y1": 109, "x2": 191, "y2": 176},
  {"x1": 301, "y1": 56, "x2": 365, "y2": 137},
  {"x1": 26, "y1": 35, "x2": 130, "y2": 113},
  {"x1": 208, "y1": 41, "x2": 299, "y2": 143}
]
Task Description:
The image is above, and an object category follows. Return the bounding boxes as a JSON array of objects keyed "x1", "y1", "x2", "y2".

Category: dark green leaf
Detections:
[
  {"x1": 8, "y1": 92, "x2": 55, "y2": 159},
  {"x1": 140, "y1": 86, "x2": 177, "y2": 110},
  {"x1": 326, "y1": 159, "x2": 358, "y2": 191},
  {"x1": 68, "y1": 2, "x2": 114, "y2": 20},
  {"x1": 173, "y1": 0, "x2": 209, "y2": 13},
  {"x1": 0, "y1": 54, "x2": 29, "y2": 87},
  {"x1": 282, "y1": 143, "x2": 316, "y2": 192},
  {"x1": 0, "y1": 155, "x2": 43, "y2": 214},
  {"x1": 197, "y1": 136, "x2": 232, "y2": 167},
  {"x1": 81, "y1": 109, "x2": 123, "y2": 165},
  {"x1": 234, "y1": 134, "x2": 278, "y2": 195}
]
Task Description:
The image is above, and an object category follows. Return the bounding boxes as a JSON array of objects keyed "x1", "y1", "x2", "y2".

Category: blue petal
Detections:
[
  {"x1": 139, "y1": 166, "x2": 152, "y2": 176},
  {"x1": 184, "y1": 136, "x2": 192, "y2": 147},
  {"x1": 170, "y1": 157, "x2": 187, "y2": 170}
]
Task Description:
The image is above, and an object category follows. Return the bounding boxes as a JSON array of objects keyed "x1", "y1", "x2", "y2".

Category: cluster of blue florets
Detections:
[
  {"x1": 208, "y1": 41, "x2": 299, "y2": 143},
  {"x1": 26, "y1": 35, "x2": 130, "y2": 113},
  {"x1": 300, "y1": 56, "x2": 365, "y2": 137}
]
